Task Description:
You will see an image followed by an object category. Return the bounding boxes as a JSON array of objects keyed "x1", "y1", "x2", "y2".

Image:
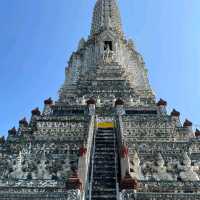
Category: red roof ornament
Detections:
[
  {"x1": 183, "y1": 119, "x2": 193, "y2": 128},
  {"x1": 115, "y1": 98, "x2": 124, "y2": 106},
  {"x1": 171, "y1": 109, "x2": 180, "y2": 117},
  {"x1": 86, "y1": 98, "x2": 96, "y2": 105},
  {"x1": 19, "y1": 117, "x2": 29, "y2": 127},
  {"x1": 31, "y1": 108, "x2": 41, "y2": 116},
  {"x1": 66, "y1": 170, "x2": 83, "y2": 191},
  {"x1": 121, "y1": 145, "x2": 129, "y2": 158},
  {"x1": 156, "y1": 98, "x2": 167, "y2": 106},
  {"x1": 121, "y1": 171, "x2": 138, "y2": 190},
  {"x1": 79, "y1": 147, "x2": 87, "y2": 157},
  {"x1": 195, "y1": 129, "x2": 200, "y2": 137},
  {"x1": 44, "y1": 98, "x2": 53, "y2": 105}
]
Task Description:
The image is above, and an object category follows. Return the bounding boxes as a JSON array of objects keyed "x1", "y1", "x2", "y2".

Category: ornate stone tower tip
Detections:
[{"x1": 91, "y1": 0, "x2": 123, "y2": 36}]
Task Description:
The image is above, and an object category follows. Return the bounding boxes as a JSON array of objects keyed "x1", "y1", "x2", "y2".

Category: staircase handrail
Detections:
[
  {"x1": 87, "y1": 115, "x2": 97, "y2": 200},
  {"x1": 115, "y1": 115, "x2": 125, "y2": 198},
  {"x1": 82, "y1": 115, "x2": 96, "y2": 200}
]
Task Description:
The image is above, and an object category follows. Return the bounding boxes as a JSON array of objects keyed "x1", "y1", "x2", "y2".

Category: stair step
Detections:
[
  {"x1": 91, "y1": 128, "x2": 117, "y2": 200},
  {"x1": 95, "y1": 143, "x2": 114, "y2": 146},
  {"x1": 93, "y1": 198, "x2": 116, "y2": 200},
  {"x1": 94, "y1": 166, "x2": 115, "y2": 171},
  {"x1": 96, "y1": 138, "x2": 114, "y2": 141},
  {"x1": 92, "y1": 195, "x2": 116, "y2": 198},
  {"x1": 93, "y1": 172, "x2": 115, "y2": 176}
]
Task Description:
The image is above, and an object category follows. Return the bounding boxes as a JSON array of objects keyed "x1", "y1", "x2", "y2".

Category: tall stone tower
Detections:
[{"x1": 0, "y1": 0, "x2": 200, "y2": 200}]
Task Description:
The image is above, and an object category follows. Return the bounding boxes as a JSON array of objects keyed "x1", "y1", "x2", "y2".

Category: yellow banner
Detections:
[{"x1": 96, "y1": 122, "x2": 114, "y2": 128}]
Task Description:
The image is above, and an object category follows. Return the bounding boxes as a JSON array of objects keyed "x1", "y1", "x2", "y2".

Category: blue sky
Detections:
[{"x1": 0, "y1": 0, "x2": 200, "y2": 136}]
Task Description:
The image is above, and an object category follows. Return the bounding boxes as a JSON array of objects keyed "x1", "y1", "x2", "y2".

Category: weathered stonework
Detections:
[{"x1": 0, "y1": 0, "x2": 199, "y2": 199}]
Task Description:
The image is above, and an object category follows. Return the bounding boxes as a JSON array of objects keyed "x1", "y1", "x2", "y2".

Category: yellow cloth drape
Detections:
[{"x1": 96, "y1": 122, "x2": 114, "y2": 128}]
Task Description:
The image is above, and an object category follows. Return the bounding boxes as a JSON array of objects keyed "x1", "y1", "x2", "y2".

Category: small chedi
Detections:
[{"x1": 0, "y1": 0, "x2": 200, "y2": 199}]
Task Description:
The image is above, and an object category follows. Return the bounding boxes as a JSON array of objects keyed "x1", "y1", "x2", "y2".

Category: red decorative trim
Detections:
[
  {"x1": 121, "y1": 171, "x2": 138, "y2": 190},
  {"x1": 44, "y1": 97, "x2": 53, "y2": 105},
  {"x1": 66, "y1": 171, "x2": 83, "y2": 191},
  {"x1": 115, "y1": 98, "x2": 124, "y2": 106},
  {"x1": 171, "y1": 109, "x2": 180, "y2": 117},
  {"x1": 121, "y1": 146, "x2": 129, "y2": 158},
  {"x1": 31, "y1": 108, "x2": 41, "y2": 116},
  {"x1": 195, "y1": 129, "x2": 200, "y2": 137},
  {"x1": 183, "y1": 119, "x2": 192, "y2": 127},
  {"x1": 86, "y1": 98, "x2": 96, "y2": 105},
  {"x1": 156, "y1": 98, "x2": 167, "y2": 106},
  {"x1": 79, "y1": 147, "x2": 87, "y2": 157}
]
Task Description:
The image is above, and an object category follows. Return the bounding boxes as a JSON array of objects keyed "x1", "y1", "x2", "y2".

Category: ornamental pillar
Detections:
[
  {"x1": 157, "y1": 98, "x2": 167, "y2": 115},
  {"x1": 78, "y1": 146, "x2": 87, "y2": 188},
  {"x1": 87, "y1": 98, "x2": 96, "y2": 116},
  {"x1": 171, "y1": 109, "x2": 181, "y2": 127},
  {"x1": 115, "y1": 99, "x2": 125, "y2": 116},
  {"x1": 121, "y1": 171, "x2": 138, "y2": 190},
  {"x1": 31, "y1": 108, "x2": 41, "y2": 120},
  {"x1": 120, "y1": 145, "x2": 130, "y2": 179},
  {"x1": 19, "y1": 118, "x2": 29, "y2": 130},
  {"x1": 183, "y1": 119, "x2": 194, "y2": 138},
  {"x1": 43, "y1": 98, "x2": 53, "y2": 116},
  {"x1": 66, "y1": 170, "x2": 83, "y2": 191}
]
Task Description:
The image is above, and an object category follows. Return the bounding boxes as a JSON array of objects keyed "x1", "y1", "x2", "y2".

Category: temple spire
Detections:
[{"x1": 91, "y1": 0, "x2": 123, "y2": 36}]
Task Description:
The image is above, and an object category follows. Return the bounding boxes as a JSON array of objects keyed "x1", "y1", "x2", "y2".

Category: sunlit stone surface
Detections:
[{"x1": 0, "y1": 0, "x2": 199, "y2": 199}]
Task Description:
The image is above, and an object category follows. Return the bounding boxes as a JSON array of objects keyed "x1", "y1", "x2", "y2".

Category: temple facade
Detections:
[{"x1": 0, "y1": 0, "x2": 200, "y2": 199}]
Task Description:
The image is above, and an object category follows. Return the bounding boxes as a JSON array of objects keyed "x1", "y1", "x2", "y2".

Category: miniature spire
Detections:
[
  {"x1": 171, "y1": 109, "x2": 180, "y2": 117},
  {"x1": 183, "y1": 119, "x2": 193, "y2": 128},
  {"x1": 195, "y1": 129, "x2": 200, "y2": 137},
  {"x1": 31, "y1": 108, "x2": 41, "y2": 116},
  {"x1": 19, "y1": 117, "x2": 29, "y2": 127},
  {"x1": 91, "y1": 0, "x2": 123, "y2": 36},
  {"x1": 156, "y1": 98, "x2": 167, "y2": 107}
]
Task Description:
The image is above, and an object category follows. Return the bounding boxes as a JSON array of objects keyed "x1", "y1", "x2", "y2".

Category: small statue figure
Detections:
[
  {"x1": 130, "y1": 151, "x2": 142, "y2": 179},
  {"x1": 142, "y1": 153, "x2": 174, "y2": 181},
  {"x1": 96, "y1": 96, "x2": 101, "y2": 106},
  {"x1": 152, "y1": 153, "x2": 174, "y2": 181},
  {"x1": 81, "y1": 96, "x2": 86, "y2": 105},
  {"x1": 178, "y1": 152, "x2": 199, "y2": 181}
]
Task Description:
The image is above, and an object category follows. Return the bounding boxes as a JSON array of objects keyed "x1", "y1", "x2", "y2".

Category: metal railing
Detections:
[{"x1": 84, "y1": 116, "x2": 97, "y2": 200}]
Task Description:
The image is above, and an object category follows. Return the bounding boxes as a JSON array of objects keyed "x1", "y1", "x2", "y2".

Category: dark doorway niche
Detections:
[{"x1": 104, "y1": 41, "x2": 113, "y2": 51}]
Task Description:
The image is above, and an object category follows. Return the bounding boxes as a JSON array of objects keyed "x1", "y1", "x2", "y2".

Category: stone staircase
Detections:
[{"x1": 91, "y1": 127, "x2": 117, "y2": 200}]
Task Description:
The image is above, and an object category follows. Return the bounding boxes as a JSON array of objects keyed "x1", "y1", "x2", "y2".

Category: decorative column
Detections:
[
  {"x1": 78, "y1": 145, "x2": 87, "y2": 189},
  {"x1": 66, "y1": 170, "x2": 83, "y2": 191},
  {"x1": 115, "y1": 98, "x2": 125, "y2": 116},
  {"x1": 81, "y1": 96, "x2": 86, "y2": 105},
  {"x1": 183, "y1": 119, "x2": 194, "y2": 138},
  {"x1": 43, "y1": 98, "x2": 53, "y2": 116},
  {"x1": 120, "y1": 145, "x2": 130, "y2": 179},
  {"x1": 171, "y1": 109, "x2": 181, "y2": 127},
  {"x1": 19, "y1": 118, "x2": 29, "y2": 130},
  {"x1": 128, "y1": 96, "x2": 134, "y2": 106},
  {"x1": 8, "y1": 127, "x2": 17, "y2": 138},
  {"x1": 120, "y1": 144, "x2": 138, "y2": 191},
  {"x1": 157, "y1": 98, "x2": 167, "y2": 115},
  {"x1": 31, "y1": 108, "x2": 41, "y2": 119},
  {"x1": 97, "y1": 96, "x2": 101, "y2": 107},
  {"x1": 121, "y1": 171, "x2": 138, "y2": 190},
  {"x1": 87, "y1": 98, "x2": 96, "y2": 116}
]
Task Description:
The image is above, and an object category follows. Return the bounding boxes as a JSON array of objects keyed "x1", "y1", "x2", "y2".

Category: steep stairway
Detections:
[{"x1": 91, "y1": 127, "x2": 118, "y2": 200}]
